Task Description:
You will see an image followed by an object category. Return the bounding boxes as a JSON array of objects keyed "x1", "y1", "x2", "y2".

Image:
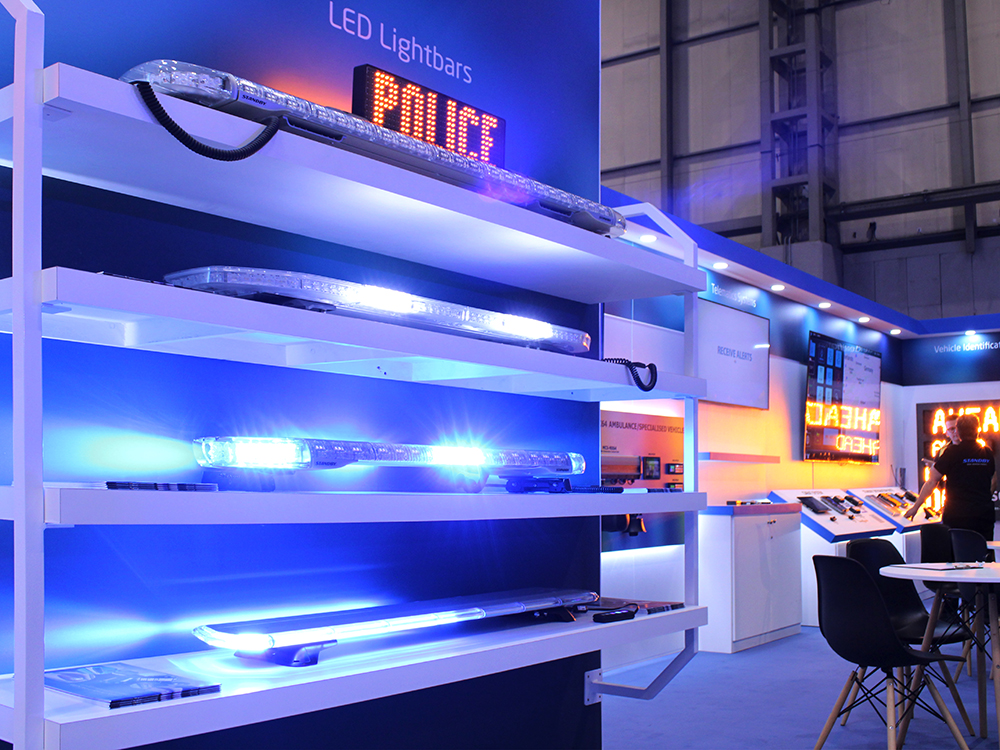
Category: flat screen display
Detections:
[
  {"x1": 804, "y1": 331, "x2": 882, "y2": 463},
  {"x1": 696, "y1": 299, "x2": 770, "y2": 409}
]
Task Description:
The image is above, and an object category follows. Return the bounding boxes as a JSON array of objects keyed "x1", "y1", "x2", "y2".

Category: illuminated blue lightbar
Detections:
[
  {"x1": 193, "y1": 588, "x2": 598, "y2": 665},
  {"x1": 120, "y1": 60, "x2": 626, "y2": 237},
  {"x1": 194, "y1": 436, "x2": 585, "y2": 477},
  {"x1": 165, "y1": 266, "x2": 591, "y2": 354}
]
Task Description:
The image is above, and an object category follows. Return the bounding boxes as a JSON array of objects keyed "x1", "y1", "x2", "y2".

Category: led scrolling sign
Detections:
[
  {"x1": 353, "y1": 64, "x2": 506, "y2": 167},
  {"x1": 917, "y1": 400, "x2": 1000, "y2": 513}
]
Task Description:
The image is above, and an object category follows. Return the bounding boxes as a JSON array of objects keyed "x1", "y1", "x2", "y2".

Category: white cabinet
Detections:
[
  {"x1": 0, "y1": 61, "x2": 708, "y2": 749},
  {"x1": 698, "y1": 505, "x2": 801, "y2": 653}
]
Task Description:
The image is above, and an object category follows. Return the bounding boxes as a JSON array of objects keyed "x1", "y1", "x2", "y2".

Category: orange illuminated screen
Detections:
[
  {"x1": 918, "y1": 401, "x2": 1000, "y2": 514},
  {"x1": 352, "y1": 65, "x2": 505, "y2": 167},
  {"x1": 804, "y1": 332, "x2": 882, "y2": 463}
]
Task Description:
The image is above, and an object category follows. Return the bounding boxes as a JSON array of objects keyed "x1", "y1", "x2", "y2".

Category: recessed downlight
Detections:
[
  {"x1": 858, "y1": 316, "x2": 871, "y2": 323},
  {"x1": 890, "y1": 329, "x2": 901, "y2": 335},
  {"x1": 966, "y1": 330, "x2": 977, "y2": 336},
  {"x1": 770, "y1": 284, "x2": 785, "y2": 292},
  {"x1": 638, "y1": 234, "x2": 656, "y2": 244},
  {"x1": 712, "y1": 262, "x2": 729, "y2": 270},
  {"x1": 818, "y1": 302, "x2": 832, "y2": 309}
]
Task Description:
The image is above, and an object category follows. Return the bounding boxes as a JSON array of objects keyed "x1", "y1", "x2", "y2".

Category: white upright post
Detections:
[
  {"x1": 2, "y1": 1, "x2": 46, "y2": 748},
  {"x1": 683, "y1": 288, "x2": 699, "y2": 619}
]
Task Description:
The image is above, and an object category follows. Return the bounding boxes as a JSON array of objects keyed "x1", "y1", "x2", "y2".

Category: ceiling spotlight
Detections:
[
  {"x1": 818, "y1": 302, "x2": 831, "y2": 309},
  {"x1": 638, "y1": 234, "x2": 657, "y2": 244},
  {"x1": 966, "y1": 330, "x2": 976, "y2": 336},
  {"x1": 770, "y1": 284, "x2": 785, "y2": 292},
  {"x1": 890, "y1": 329, "x2": 901, "y2": 336},
  {"x1": 712, "y1": 262, "x2": 729, "y2": 270},
  {"x1": 858, "y1": 316, "x2": 870, "y2": 324}
]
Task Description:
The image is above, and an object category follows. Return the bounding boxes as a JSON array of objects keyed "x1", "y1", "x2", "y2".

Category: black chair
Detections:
[
  {"x1": 847, "y1": 538, "x2": 967, "y2": 645},
  {"x1": 845, "y1": 538, "x2": 973, "y2": 735},
  {"x1": 813, "y1": 555, "x2": 969, "y2": 750},
  {"x1": 949, "y1": 528, "x2": 995, "y2": 676},
  {"x1": 922, "y1": 523, "x2": 958, "y2": 590},
  {"x1": 951, "y1": 528, "x2": 995, "y2": 565}
]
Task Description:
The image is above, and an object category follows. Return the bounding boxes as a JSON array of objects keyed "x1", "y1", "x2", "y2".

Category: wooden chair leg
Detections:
[
  {"x1": 840, "y1": 666, "x2": 866, "y2": 726},
  {"x1": 815, "y1": 671, "x2": 856, "y2": 750},
  {"x1": 938, "y1": 658, "x2": 975, "y2": 736},
  {"x1": 955, "y1": 638, "x2": 972, "y2": 682},
  {"x1": 923, "y1": 671, "x2": 971, "y2": 750},
  {"x1": 886, "y1": 670, "x2": 898, "y2": 750}
]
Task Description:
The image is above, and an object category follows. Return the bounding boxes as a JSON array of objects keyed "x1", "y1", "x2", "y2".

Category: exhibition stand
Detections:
[{"x1": 1, "y1": 3, "x2": 1000, "y2": 750}]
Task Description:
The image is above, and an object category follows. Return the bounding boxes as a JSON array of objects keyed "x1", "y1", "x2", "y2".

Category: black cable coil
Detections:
[
  {"x1": 602, "y1": 358, "x2": 658, "y2": 392},
  {"x1": 134, "y1": 81, "x2": 281, "y2": 162}
]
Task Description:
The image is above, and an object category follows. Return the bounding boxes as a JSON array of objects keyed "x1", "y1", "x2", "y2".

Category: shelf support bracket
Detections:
[{"x1": 583, "y1": 627, "x2": 697, "y2": 704}]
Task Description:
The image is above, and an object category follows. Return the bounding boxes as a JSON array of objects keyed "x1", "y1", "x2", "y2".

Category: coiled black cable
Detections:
[
  {"x1": 134, "y1": 81, "x2": 281, "y2": 162},
  {"x1": 602, "y1": 357, "x2": 658, "y2": 392}
]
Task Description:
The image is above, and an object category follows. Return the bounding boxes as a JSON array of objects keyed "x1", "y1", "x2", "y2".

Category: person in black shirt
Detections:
[{"x1": 906, "y1": 413, "x2": 997, "y2": 539}]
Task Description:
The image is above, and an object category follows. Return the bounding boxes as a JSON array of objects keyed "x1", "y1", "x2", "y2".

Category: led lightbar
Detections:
[
  {"x1": 194, "y1": 588, "x2": 599, "y2": 665},
  {"x1": 120, "y1": 60, "x2": 626, "y2": 237},
  {"x1": 165, "y1": 266, "x2": 591, "y2": 354},
  {"x1": 194, "y1": 436, "x2": 585, "y2": 478}
]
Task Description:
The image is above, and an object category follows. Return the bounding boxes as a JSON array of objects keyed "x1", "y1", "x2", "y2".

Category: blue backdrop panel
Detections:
[
  {"x1": 0, "y1": 0, "x2": 599, "y2": 198},
  {"x1": 901, "y1": 332, "x2": 1000, "y2": 386}
]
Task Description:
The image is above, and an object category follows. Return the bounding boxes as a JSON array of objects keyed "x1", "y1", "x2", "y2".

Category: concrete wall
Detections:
[
  {"x1": 843, "y1": 233, "x2": 1000, "y2": 318},
  {"x1": 601, "y1": 0, "x2": 1000, "y2": 316}
]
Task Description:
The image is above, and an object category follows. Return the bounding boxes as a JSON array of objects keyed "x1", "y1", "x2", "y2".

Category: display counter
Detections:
[
  {"x1": 768, "y1": 488, "x2": 897, "y2": 626},
  {"x1": 698, "y1": 503, "x2": 801, "y2": 653}
]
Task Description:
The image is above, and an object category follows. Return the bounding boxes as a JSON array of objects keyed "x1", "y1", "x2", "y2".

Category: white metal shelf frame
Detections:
[
  {"x1": 3, "y1": 1, "x2": 45, "y2": 749},
  {"x1": 0, "y1": 9, "x2": 707, "y2": 748}
]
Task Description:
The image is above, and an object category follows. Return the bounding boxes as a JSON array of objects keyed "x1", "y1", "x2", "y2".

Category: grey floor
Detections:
[{"x1": 602, "y1": 626, "x2": 996, "y2": 749}]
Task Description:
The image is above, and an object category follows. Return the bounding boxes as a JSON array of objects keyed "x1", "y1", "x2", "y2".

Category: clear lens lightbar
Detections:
[
  {"x1": 194, "y1": 436, "x2": 585, "y2": 478},
  {"x1": 120, "y1": 60, "x2": 626, "y2": 237},
  {"x1": 193, "y1": 588, "x2": 599, "y2": 666},
  {"x1": 165, "y1": 266, "x2": 591, "y2": 354}
]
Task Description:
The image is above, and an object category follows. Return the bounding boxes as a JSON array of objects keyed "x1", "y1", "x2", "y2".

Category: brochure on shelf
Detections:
[{"x1": 44, "y1": 663, "x2": 220, "y2": 709}]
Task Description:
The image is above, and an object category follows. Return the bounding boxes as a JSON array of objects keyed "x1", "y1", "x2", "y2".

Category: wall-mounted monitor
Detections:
[
  {"x1": 804, "y1": 332, "x2": 882, "y2": 463},
  {"x1": 696, "y1": 299, "x2": 770, "y2": 409}
]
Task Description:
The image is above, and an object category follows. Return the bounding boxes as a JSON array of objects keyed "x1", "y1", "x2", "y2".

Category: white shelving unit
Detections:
[{"x1": 0, "y1": 26, "x2": 708, "y2": 749}]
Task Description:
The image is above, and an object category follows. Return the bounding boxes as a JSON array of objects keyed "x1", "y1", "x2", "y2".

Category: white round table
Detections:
[{"x1": 882, "y1": 562, "x2": 1000, "y2": 744}]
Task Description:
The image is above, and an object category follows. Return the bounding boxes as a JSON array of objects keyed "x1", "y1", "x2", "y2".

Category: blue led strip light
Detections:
[
  {"x1": 166, "y1": 266, "x2": 591, "y2": 354},
  {"x1": 194, "y1": 436, "x2": 585, "y2": 477},
  {"x1": 193, "y1": 588, "x2": 599, "y2": 666},
  {"x1": 120, "y1": 60, "x2": 626, "y2": 237}
]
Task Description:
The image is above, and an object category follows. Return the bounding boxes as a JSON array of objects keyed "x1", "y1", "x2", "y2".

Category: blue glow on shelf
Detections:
[{"x1": 45, "y1": 426, "x2": 197, "y2": 479}]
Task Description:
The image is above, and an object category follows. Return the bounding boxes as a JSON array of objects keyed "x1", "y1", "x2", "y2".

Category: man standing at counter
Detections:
[{"x1": 906, "y1": 413, "x2": 998, "y2": 539}]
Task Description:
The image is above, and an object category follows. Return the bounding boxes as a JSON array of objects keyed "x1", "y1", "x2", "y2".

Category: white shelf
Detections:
[
  {"x1": 697, "y1": 452, "x2": 780, "y2": 463},
  {"x1": 38, "y1": 488, "x2": 707, "y2": 526},
  {"x1": 0, "y1": 606, "x2": 706, "y2": 750},
  {"x1": 0, "y1": 486, "x2": 706, "y2": 525},
  {"x1": 0, "y1": 63, "x2": 705, "y2": 305},
  {"x1": 0, "y1": 267, "x2": 707, "y2": 402}
]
